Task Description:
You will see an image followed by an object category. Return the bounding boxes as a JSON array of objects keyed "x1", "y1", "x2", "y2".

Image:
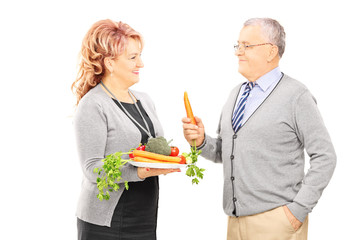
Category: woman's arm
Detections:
[{"x1": 74, "y1": 98, "x2": 143, "y2": 184}]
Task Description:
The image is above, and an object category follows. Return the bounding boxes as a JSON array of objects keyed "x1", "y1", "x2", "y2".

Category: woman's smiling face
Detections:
[{"x1": 112, "y1": 38, "x2": 144, "y2": 87}]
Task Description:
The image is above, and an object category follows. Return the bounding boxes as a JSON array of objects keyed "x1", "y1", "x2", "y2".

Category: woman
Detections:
[{"x1": 72, "y1": 19, "x2": 178, "y2": 240}]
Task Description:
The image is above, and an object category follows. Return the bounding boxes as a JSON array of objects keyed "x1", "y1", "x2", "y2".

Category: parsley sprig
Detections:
[
  {"x1": 93, "y1": 151, "x2": 130, "y2": 201},
  {"x1": 183, "y1": 141, "x2": 205, "y2": 184}
]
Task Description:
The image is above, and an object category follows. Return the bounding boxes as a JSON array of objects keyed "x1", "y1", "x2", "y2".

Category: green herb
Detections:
[
  {"x1": 183, "y1": 140, "x2": 205, "y2": 184},
  {"x1": 93, "y1": 151, "x2": 130, "y2": 201}
]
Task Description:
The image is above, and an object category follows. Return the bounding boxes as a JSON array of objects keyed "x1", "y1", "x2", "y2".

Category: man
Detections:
[{"x1": 182, "y1": 18, "x2": 336, "y2": 240}]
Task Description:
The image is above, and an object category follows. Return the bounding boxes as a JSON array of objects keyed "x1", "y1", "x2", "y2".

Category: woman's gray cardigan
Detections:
[{"x1": 73, "y1": 84, "x2": 164, "y2": 227}]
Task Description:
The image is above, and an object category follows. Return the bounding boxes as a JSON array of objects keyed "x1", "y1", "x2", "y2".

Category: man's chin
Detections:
[{"x1": 238, "y1": 68, "x2": 247, "y2": 78}]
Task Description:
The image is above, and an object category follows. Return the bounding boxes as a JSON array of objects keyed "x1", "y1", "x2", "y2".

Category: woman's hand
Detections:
[
  {"x1": 137, "y1": 167, "x2": 180, "y2": 179},
  {"x1": 182, "y1": 116, "x2": 205, "y2": 147}
]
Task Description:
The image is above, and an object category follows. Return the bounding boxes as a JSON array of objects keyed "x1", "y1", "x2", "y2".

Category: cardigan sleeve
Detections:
[
  {"x1": 74, "y1": 97, "x2": 142, "y2": 184},
  {"x1": 198, "y1": 114, "x2": 223, "y2": 163},
  {"x1": 287, "y1": 90, "x2": 336, "y2": 222}
]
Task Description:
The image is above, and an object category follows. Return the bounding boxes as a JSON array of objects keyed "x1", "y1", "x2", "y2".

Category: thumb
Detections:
[{"x1": 194, "y1": 116, "x2": 204, "y2": 128}]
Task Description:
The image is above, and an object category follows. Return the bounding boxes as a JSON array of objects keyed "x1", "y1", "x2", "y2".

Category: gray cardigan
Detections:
[
  {"x1": 200, "y1": 74, "x2": 336, "y2": 222},
  {"x1": 73, "y1": 84, "x2": 164, "y2": 227}
]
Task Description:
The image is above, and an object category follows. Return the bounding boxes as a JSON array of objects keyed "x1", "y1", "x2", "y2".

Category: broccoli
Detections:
[{"x1": 146, "y1": 136, "x2": 171, "y2": 155}]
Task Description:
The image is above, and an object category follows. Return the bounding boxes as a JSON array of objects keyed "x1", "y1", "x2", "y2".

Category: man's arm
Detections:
[
  {"x1": 287, "y1": 90, "x2": 337, "y2": 222},
  {"x1": 182, "y1": 116, "x2": 223, "y2": 163}
]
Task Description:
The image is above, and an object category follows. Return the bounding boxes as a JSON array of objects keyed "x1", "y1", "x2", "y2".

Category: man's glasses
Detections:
[{"x1": 234, "y1": 42, "x2": 273, "y2": 52}]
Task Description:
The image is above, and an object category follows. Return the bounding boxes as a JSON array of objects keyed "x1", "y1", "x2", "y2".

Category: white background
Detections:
[{"x1": 1, "y1": 0, "x2": 359, "y2": 239}]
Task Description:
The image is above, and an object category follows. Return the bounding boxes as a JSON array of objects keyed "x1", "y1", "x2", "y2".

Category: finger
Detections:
[
  {"x1": 183, "y1": 129, "x2": 200, "y2": 135},
  {"x1": 194, "y1": 116, "x2": 204, "y2": 128},
  {"x1": 150, "y1": 168, "x2": 177, "y2": 174},
  {"x1": 183, "y1": 123, "x2": 199, "y2": 130},
  {"x1": 187, "y1": 134, "x2": 201, "y2": 139},
  {"x1": 194, "y1": 116, "x2": 202, "y2": 122},
  {"x1": 183, "y1": 128, "x2": 201, "y2": 135},
  {"x1": 182, "y1": 117, "x2": 191, "y2": 123},
  {"x1": 183, "y1": 134, "x2": 200, "y2": 143},
  {"x1": 160, "y1": 169, "x2": 180, "y2": 174},
  {"x1": 184, "y1": 133, "x2": 202, "y2": 141},
  {"x1": 164, "y1": 168, "x2": 180, "y2": 173},
  {"x1": 170, "y1": 168, "x2": 181, "y2": 172},
  {"x1": 138, "y1": 167, "x2": 150, "y2": 172}
]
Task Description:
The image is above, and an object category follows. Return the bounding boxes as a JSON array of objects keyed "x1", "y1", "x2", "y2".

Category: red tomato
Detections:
[
  {"x1": 137, "y1": 145, "x2": 146, "y2": 151},
  {"x1": 130, "y1": 144, "x2": 145, "y2": 158},
  {"x1": 170, "y1": 146, "x2": 179, "y2": 156},
  {"x1": 179, "y1": 155, "x2": 186, "y2": 164}
]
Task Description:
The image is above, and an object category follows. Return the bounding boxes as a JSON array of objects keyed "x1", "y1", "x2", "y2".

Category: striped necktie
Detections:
[{"x1": 232, "y1": 82, "x2": 255, "y2": 132}]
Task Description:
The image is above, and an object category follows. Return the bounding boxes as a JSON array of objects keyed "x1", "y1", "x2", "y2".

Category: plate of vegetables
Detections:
[{"x1": 128, "y1": 137, "x2": 188, "y2": 168}]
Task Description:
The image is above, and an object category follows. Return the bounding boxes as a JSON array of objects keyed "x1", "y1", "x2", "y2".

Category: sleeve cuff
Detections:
[
  {"x1": 287, "y1": 202, "x2": 309, "y2": 223},
  {"x1": 120, "y1": 164, "x2": 145, "y2": 183},
  {"x1": 195, "y1": 135, "x2": 207, "y2": 150}
]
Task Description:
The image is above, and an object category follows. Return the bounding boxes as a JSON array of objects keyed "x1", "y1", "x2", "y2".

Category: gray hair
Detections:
[{"x1": 244, "y1": 18, "x2": 286, "y2": 58}]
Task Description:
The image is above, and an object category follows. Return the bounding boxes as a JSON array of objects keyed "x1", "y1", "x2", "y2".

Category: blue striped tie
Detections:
[{"x1": 232, "y1": 82, "x2": 255, "y2": 132}]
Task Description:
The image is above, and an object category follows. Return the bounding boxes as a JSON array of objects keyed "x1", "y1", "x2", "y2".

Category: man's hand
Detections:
[
  {"x1": 182, "y1": 116, "x2": 205, "y2": 147},
  {"x1": 283, "y1": 205, "x2": 302, "y2": 231}
]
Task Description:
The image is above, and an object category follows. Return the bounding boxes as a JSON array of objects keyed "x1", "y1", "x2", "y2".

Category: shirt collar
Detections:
[{"x1": 250, "y1": 67, "x2": 282, "y2": 92}]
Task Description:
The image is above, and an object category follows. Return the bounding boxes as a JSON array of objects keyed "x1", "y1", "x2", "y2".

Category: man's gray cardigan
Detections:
[
  {"x1": 73, "y1": 84, "x2": 164, "y2": 227},
  {"x1": 200, "y1": 74, "x2": 336, "y2": 222}
]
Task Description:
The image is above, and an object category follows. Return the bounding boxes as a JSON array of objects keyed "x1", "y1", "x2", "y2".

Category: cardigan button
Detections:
[
  {"x1": 233, "y1": 135, "x2": 237, "y2": 139},
  {"x1": 230, "y1": 155, "x2": 234, "y2": 160},
  {"x1": 233, "y1": 197, "x2": 237, "y2": 202},
  {"x1": 231, "y1": 176, "x2": 235, "y2": 181}
]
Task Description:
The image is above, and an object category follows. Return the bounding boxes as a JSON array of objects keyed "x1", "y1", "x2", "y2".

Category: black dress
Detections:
[{"x1": 77, "y1": 100, "x2": 158, "y2": 240}]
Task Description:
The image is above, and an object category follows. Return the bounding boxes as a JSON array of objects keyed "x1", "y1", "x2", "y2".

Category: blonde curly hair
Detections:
[{"x1": 72, "y1": 19, "x2": 143, "y2": 105}]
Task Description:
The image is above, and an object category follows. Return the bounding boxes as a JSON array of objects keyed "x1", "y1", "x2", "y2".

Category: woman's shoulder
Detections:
[
  {"x1": 74, "y1": 85, "x2": 108, "y2": 126},
  {"x1": 131, "y1": 89, "x2": 150, "y2": 98},
  {"x1": 131, "y1": 89, "x2": 156, "y2": 111},
  {"x1": 131, "y1": 90, "x2": 154, "y2": 104},
  {"x1": 79, "y1": 84, "x2": 108, "y2": 106},
  {"x1": 76, "y1": 84, "x2": 110, "y2": 116}
]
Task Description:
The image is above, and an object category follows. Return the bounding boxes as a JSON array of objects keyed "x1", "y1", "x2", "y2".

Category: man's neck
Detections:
[{"x1": 247, "y1": 64, "x2": 279, "y2": 82}]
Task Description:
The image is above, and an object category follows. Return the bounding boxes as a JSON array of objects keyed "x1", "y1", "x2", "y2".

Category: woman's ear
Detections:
[
  {"x1": 104, "y1": 57, "x2": 113, "y2": 73},
  {"x1": 267, "y1": 45, "x2": 279, "y2": 62}
]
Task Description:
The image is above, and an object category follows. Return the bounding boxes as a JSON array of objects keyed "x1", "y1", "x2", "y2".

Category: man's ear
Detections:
[{"x1": 267, "y1": 45, "x2": 279, "y2": 62}]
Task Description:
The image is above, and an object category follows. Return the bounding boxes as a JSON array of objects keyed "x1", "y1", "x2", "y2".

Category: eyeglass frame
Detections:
[{"x1": 234, "y1": 42, "x2": 274, "y2": 52}]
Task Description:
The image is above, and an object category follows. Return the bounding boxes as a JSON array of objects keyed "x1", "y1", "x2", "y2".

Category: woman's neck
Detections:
[{"x1": 101, "y1": 76, "x2": 135, "y2": 103}]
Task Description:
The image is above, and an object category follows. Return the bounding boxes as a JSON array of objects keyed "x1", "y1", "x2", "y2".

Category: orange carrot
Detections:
[
  {"x1": 184, "y1": 91, "x2": 196, "y2": 125},
  {"x1": 133, "y1": 156, "x2": 184, "y2": 164},
  {"x1": 133, "y1": 157, "x2": 173, "y2": 164},
  {"x1": 133, "y1": 150, "x2": 182, "y2": 163}
]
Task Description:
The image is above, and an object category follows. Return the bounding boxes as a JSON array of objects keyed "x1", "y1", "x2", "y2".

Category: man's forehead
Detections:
[{"x1": 238, "y1": 25, "x2": 265, "y2": 42}]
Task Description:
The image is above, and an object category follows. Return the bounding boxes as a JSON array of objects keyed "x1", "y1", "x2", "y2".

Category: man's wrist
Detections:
[{"x1": 195, "y1": 134, "x2": 206, "y2": 150}]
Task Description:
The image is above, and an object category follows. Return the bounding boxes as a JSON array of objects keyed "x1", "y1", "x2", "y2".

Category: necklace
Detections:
[{"x1": 100, "y1": 81, "x2": 153, "y2": 139}]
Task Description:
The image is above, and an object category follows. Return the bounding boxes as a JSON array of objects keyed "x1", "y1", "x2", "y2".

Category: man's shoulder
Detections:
[
  {"x1": 278, "y1": 73, "x2": 310, "y2": 97},
  {"x1": 281, "y1": 74, "x2": 308, "y2": 91}
]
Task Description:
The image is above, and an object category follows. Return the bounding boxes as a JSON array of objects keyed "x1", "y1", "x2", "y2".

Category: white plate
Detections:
[{"x1": 128, "y1": 160, "x2": 188, "y2": 169}]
